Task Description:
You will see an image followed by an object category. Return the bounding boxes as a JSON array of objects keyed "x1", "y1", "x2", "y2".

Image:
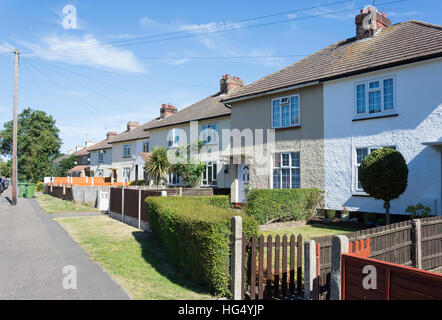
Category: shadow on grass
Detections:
[{"x1": 131, "y1": 230, "x2": 212, "y2": 297}]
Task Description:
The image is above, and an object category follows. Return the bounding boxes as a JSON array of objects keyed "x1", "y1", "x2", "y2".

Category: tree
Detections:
[
  {"x1": 0, "y1": 158, "x2": 11, "y2": 177},
  {"x1": 173, "y1": 140, "x2": 206, "y2": 187},
  {"x1": 144, "y1": 147, "x2": 170, "y2": 188},
  {"x1": 359, "y1": 147, "x2": 408, "y2": 225},
  {"x1": 53, "y1": 154, "x2": 77, "y2": 177},
  {"x1": 0, "y1": 108, "x2": 62, "y2": 182}
]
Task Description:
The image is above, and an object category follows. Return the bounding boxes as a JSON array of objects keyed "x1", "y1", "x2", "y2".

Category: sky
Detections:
[{"x1": 0, "y1": 0, "x2": 441, "y2": 154}]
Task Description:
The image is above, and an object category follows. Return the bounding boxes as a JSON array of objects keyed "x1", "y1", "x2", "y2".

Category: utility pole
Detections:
[{"x1": 11, "y1": 49, "x2": 19, "y2": 206}]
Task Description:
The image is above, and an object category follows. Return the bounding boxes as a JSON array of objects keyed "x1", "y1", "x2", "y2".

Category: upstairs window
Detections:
[
  {"x1": 355, "y1": 77, "x2": 395, "y2": 118},
  {"x1": 272, "y1": 95, "x2": 300, "y2": 129},
  {"x1": 202, "y1": 123, "x2": 218, "y2": 144},
  {"x1": 167, "y1": 129, "x2": 180, "y2": 148},
  {"x1": 98, "y1": 151, "x2": 104, "y2": 163},
  {"x1": 123, "y1": 144, "x2": 131, "y2": 157},
  {"x1": 143, "y1": 141, "x2": 149, "y2": 153}
]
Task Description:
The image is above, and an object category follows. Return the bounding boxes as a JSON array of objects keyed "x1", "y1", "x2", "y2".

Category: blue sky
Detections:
[{"x1": 0, "y1": 0, "x2": 440, "y2": 153}]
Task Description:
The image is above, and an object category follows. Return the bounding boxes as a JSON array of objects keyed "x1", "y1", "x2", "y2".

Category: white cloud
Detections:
[
  {"x1": 139, "y1": 16, "x2": 158, "y2": 29},
  {"x1": 17, "y1": 35, "x2": 146, "y2": 73}
]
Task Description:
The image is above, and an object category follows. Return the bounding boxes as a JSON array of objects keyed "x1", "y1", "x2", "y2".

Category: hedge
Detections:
[
  {"x1": 146, "y1": 196, "x2": 258, "y2": 297},
  {"x1": 245, "y1": 188, "x2": 323, "y2": 224},
  {"x1": 190, "y1": 195, "x2": 231, "y2": 209}
]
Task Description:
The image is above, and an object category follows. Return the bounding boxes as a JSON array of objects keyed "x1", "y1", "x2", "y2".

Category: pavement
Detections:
[{"x1": 0, "y1": 189, "x2": 130, "y2": 300}]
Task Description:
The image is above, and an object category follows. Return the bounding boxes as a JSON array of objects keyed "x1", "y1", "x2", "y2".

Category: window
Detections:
[
  {"x1": 272, "y1": 95, "x2": 300, "y2": 129},
  {"x1": 355, "y1": 146, "x2": 397, "y2": 192},
  {"x1": 82, "y1": 156, "x2": 89, "y2": 164},
  {"x1": 96, "y1": 169, "x2": 104, "y2": 177},
  {"x1": 123, "y1": 144, "x2": 131, "y2": 157},
  {"x1": 355, "y1": 77, "x2": 395, "y2": 117},
  {"x1": 272, "y1": 152, "x2": 300, "y2": 189},
  {"x1": 202, "y1": 162, "x2": 217, "y2": 186},
  {"x1": 123, "y1": 167, "x2": 131, "y2": 182},
  {"x1": 168, "y1": 172, "x2": 180, "y2": 185},
  {"x1": 202, "y1": 123, "x2": 218, "y2": 144},
  {"x1": 167, "y1": 129, "x2": 180, "y2": 148},
  {"x1": 98, "y1": 151, "x2": 104, "y2": 163},
  {"x1": 143, "y1": 141, "x2": 149, "y2": 153}
]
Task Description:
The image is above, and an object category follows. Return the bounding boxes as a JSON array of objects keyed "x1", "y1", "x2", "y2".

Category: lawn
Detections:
[
  {"x1": 55, "y1": 216, "x2": 213, "y2": 300},
  {"x1": 260, "y1": 223, "x2": 360, "y2": 241},
  {"x1": 35, "y1": 193, "x2": 99, "y2": 214}
]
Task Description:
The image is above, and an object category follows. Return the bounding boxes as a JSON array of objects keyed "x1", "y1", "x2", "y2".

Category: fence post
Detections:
[
  {"x1": 178, "y1": 187, "x2": 183, "y2": 196},
  {"x1": 304, "y1": 240, "x2": 318, "y2": 300},
  {"x1": 230, "y1": 216, "x2": 243, "y2": 300},
  {"x1": 330, "y1": 235, "x2": 349, "y2": 300},
  {"x1": 121, "y1": 187, "x2": 125, "y2": 222},
  {"x1": 412, "y1": 219, "x2": 422, "y2": 269},
  {"x1": 138, "y1": 189, "x2": 141, "y2": 229}
]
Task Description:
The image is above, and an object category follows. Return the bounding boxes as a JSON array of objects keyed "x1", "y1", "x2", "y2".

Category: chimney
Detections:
[
  {"x1": 126, "y1": 121, "x2": 140, "y2": 131},
  {"x1": 85, "y1": 140, "x2": 95, "y2": 148},
  {"x1": 355, "y1": 6, "x2": 391, "y2": 40},
  {"x1": 220, "y1": 74, "x2": 244, "y2": 94},
  {"x1": 106, "y1": 131, "x2": 117, "y2": 140},
  {"x1": 160, "y1": 104, "x2": 177, "y2": 119}
]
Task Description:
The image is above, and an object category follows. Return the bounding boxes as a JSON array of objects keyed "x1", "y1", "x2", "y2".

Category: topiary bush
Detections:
[
  {"x1": 245, "y1": 188, "x2": 323, "y2": 224},
  {"x1": 359, "y1": 148, "x2": 408, "y2": 225},
  {"x1": 146, "y1": 196, "x2": 258, "y2": 297}
]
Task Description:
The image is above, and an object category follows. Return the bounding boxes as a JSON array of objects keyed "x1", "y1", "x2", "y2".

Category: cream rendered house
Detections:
[{"x1": 88, "y1": 131, "x2": 117, "y2": 178}]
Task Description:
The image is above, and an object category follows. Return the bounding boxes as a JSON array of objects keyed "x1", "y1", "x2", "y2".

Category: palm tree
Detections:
[{"x1": 144, "y1": 147, "x2": 170, "y2": 188}]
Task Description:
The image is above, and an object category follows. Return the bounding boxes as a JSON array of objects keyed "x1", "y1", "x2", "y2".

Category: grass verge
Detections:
[
  {"x1": 55, "y1": 216, "x2": 213, "y2": 300},
  {"x1": 35, "y1": 193, "x2": 98, "y2": 214}
]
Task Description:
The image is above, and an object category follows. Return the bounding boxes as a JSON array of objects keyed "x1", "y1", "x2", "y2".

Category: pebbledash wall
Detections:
[{"x1": 323, "y1": 58, "x2": 442, "y2": 215}]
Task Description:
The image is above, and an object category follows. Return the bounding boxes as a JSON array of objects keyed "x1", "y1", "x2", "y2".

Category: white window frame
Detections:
[
  {"x1": 354, "y1": 75, "x2": 396, "y2": 119},
  {"x1": 168, "y1": 172, "x2": 181, "y2": 186},
  {"x1": 202, "y1": 123, "x2": 218, "y2": 145},
  {"x1": 123, "y1": 144, "x2": 131, "y2": 157},
  {"x1": 272, "y1": 152, "x2": 301, "y2": 189},
  {"x1": 98, "y1": 151, "x2": 104, "y2": 163},
  {"x1": 271, "y1": 94, "x2": 301, "y2": 129},
  {"x1": 167, "y1": 128, "x2": 180, "y2": 148},
  {"x1": 142, "y1": 141, "x2": 149, "y2": 153},
  {"x1": 122, "y1": 167, "x2": 131, "y2": 182},
  {"x1": 202, "y1": 161, "x2": 217, "y2": 186},
  {"x1": 354, "y1": 145, "x2": 397, "y2": 194}
]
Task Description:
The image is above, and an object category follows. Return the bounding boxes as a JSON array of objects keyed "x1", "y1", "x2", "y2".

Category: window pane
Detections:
[
  {"x1": 272, "y1": 100, "x2": 281, "y2": 127},
  {"x1": 369, "y1": 90, "x2": 381, "y2": 113},
  {"x1": 282, "y1": 153, "x2": 290, "y2": 167},
  {"x1": 290, "y1": 96, "x2": 300, "y2": 125},
  {"x1": 208, "y1": 165, "x2": 212, "y2": 184},
  {"x1": 213, "y1": 163, "x2": 217, "y2": 180},
  {"x1": 357, "y1": 167, "x2": 363, "y2": 190},
  {"x1": 274, "y1": 153, "x2": 281, "y2": 168},
  {"x1": 281, "y1": 169, "x2": 290, "y2": 189},
  {"x1": 356, "y1": 148, "x2": 368, "y2": 164},
  {"x1": 369, "y1": 81, "x2": 380, "y2": 89},
  {"x1": 383, "y1": 79, "x2": 394, "y2": 110},
  {"x1": 282, "y1": 105, "x2": 290, "y2": 127},
  {"x1": 273, "y1": 169, "x2": 281, "y2": 189},
  {"x1": 356, "y1": 84, "x2": 366, "y2": 114},
  {"x1": 291, "y1": 168, "x2": 300, "y2": 188},
  {"x1": 291, "y1": 152, "x2": 300, "y2": 168}
]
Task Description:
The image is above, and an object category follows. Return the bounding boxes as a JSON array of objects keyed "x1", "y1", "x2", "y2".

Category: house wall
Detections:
[
  {"x1": 323, "y1": 58, "x2": 442, "y2": 215},
  {"x1": 148, "y1": 116, "x2": 232, "y2": 188},
  {"x1": 229, "y1": 84, "x2": 325, "y2": 193},
  {"x1": 89, "y1": 148, "x2": 113, "y2": 177},
  {"x1": 111, "y1": 139, "x2": 148, "y2": 182}
]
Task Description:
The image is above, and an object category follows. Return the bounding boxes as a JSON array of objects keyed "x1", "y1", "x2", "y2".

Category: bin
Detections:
[
  {"x1": 25, "y1": 183, "x2": 35, "y2": 198},
  {"x1": 18, "y1": 182, "x2": 26, "y2": 198}
]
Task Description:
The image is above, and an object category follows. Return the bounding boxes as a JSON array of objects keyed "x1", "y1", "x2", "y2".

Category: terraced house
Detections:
[
  {"x1": 88, "y1": 131, "x2": 117, "y2": 178},
  {"x1": 223, "y1": 6, "x2": 442, "y2": 216}
]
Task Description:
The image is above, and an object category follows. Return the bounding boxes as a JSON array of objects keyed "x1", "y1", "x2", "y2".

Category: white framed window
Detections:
[
  {"x1": 202, "y1": 162, "x2": 217, "y2": 186},
  {"x1": 123, "y1": 144, "x2": 131, "y2": 157},
  {"x1": 123, "y1": 167, "x2": 131, "y2": 182},
  {"x1": 354, "y1": 146, "x2": 397, "y2": 193},
  {"x1": 167, "y1": 129, "x2": 180, "y2": 148},
  {"x1": 82, "y1": 156, "x2": 89, "y2": 164},
  {"x1": 272, "y1": 95, "x2": 300, "y2": 129},
  {"x1": 98, "y1": 151, "x2": 104, "y2": 163},
  {"x1": 354, "y1": 76, "x2": 396, "y2": 118},
  {"x1": 143, "y1": 141, "x2": 149, "y2": 153},
  {"x1": 272, "y1": 152, "x2": 300, "y2": 189},
  {"x1": 202, "y1": 123, "x2": 218, "y2": 144},
  {"x1": 168, "y1": 172, "x2": 180, "y2": 185}
]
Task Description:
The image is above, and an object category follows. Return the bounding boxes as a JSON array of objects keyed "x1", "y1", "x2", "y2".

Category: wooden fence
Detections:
[
  {"x1": 312, "y1": 215, "x2": 442, "y2": 299},
  {"x1": 243, "y1": 234, "x2": 303, "y2": 300},
  {"x1": 49, "y1": 176, "x2": 126, "y2": 187}
]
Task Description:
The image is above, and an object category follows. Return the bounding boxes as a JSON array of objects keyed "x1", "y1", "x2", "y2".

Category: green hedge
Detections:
[
  {"x1": 245, "y1": 188, "x2": 323, "y2": 224},
  {"x1": 146, "y1": 196, "x2": 258, "y2": 297},
  {"x1": 190, "y1": 195, "x2": 231, "y2": 209}
]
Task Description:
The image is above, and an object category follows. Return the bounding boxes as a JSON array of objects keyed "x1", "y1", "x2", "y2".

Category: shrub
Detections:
[
  {"x1": 406, "y1": 203, "x2": 431, "y2": 219},
  {"x1": 36, "y1": 181, "x2": 44, "y2": 192},
  {"x1": 146, "y1": 196, "x2": 258, "y2": 297},
  {"x1": 191, "y1": 195, "x2": 230, "y2": 209},
  {"x1": 359, "y1": 148, "x2": 408, "y2": 224},
  {"x1": 364, "y1": 212, "x2": 377, "y2": 224},
  {"x1": 129, "y1": 180, "x2": 145, "y2": 186},
  {"x1": 245, "y1": 188, "x2": 323, "y2": 224},
  {"x1": 325, "y1": 209, "x2": 336, "y2": 220},
  {"x1": 376, "y1": 218, "x2": 386, "y2": 226}
]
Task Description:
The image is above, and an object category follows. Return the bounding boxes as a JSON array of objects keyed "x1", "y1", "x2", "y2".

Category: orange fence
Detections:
[{"x1": 49, "y1": 177, "x2": 127, "y2": 187}]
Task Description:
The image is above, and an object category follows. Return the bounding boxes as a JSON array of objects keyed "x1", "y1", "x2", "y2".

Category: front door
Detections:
[{"x1": 237, "y1": 164, "x2": 250, "y2": 203}]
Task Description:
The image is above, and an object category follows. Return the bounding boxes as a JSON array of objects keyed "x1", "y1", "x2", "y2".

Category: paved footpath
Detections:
[{"x1": 0, "y1": 189, "x2": 130, "y2": 300}]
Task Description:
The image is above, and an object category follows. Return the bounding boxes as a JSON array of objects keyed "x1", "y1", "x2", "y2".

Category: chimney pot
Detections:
[
  {"x1": 355, "y1": 6, "x2": 391, "y2": 40},
  {"x1": 160, "y1": 103, "x2": 177, "y2": 119},
  {"x1": 220, "y1": 74, "x2": 244, "y2": 94}
]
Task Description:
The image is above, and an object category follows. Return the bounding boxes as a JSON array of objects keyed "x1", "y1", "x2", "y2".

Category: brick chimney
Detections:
[
  {"x1": 356, "y1": 6, "x2": 391, "y2": 40},
  {"x1": 220, "y1": 74, "x2": 244, "y2": 94},
  {"x1": 106, "y1": 131, "x2": 117, "y2": 140},
  {"x1": 126, "y1": 121, "x2": 140, "y2": 131},
  {"x1": 160, "y1": 104, "x2": 177, "y2": 119}
]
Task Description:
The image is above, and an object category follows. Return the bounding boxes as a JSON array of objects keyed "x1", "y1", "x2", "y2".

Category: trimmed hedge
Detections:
[
  {"x1": 190, "y1": 195, "x2": 231, "y2": 209},
  {"x1": 245, "y1": 188, "x2": 323, "y2": 224},
  {"x1": 146, "y1": 196, "x2": 258, "y2": 297}
]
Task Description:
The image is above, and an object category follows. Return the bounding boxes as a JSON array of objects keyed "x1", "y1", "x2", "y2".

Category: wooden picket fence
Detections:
[{"x1": 243, "y1": 234, "x2": 303, "y2": 300}]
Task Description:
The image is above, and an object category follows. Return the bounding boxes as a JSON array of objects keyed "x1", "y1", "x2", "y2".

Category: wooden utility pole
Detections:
[{"x1": 11, "y1": 49, "x2": 19, "y2": 206}]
